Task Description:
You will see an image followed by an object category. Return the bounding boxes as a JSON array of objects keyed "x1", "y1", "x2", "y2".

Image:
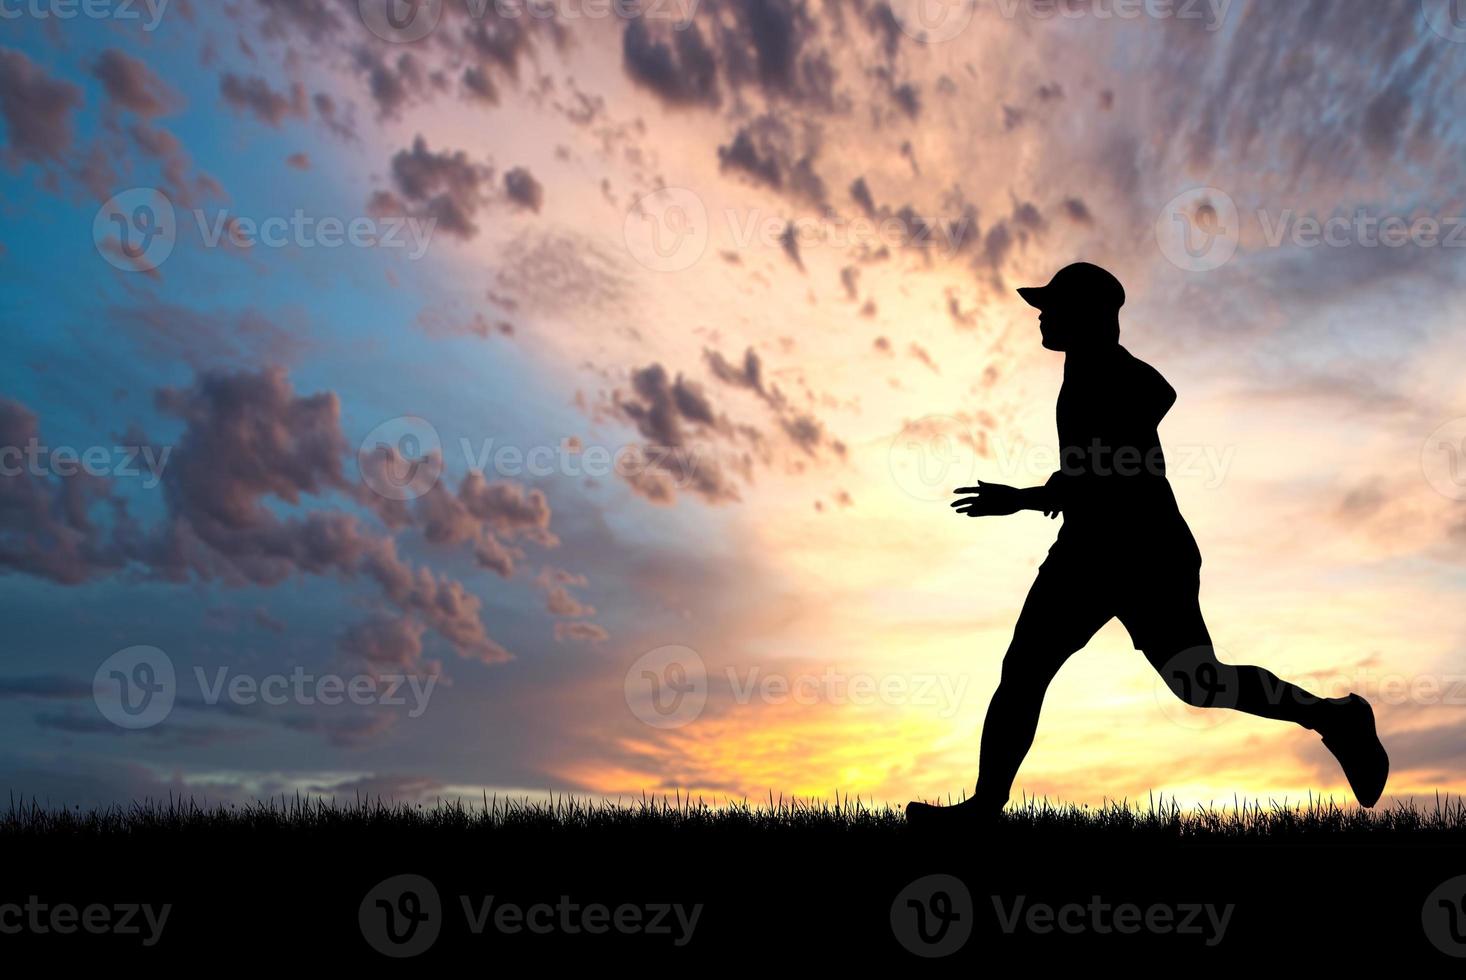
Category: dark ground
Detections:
[{"x1": 4, "y1": 795, "x2": 1465, "y2": 964}]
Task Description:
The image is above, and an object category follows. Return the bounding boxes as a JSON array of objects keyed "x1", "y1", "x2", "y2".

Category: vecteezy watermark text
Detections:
[
  {"x1": 1157, "y1": 186, "x2": 1466, "y2": 272},
  {"x1": 461, "y1": 894, "x2": 702, "y2": 945},
  {"x1": 194, "y1": 666, "x2": 437, "y2": 717},
  {"x1": 94, "y1": 188, "x2": 437, "y2": 273},
  {"x1": 624, "y1": 645, "x2": 967, "y2": 729},
  {"x1": 0, "y1": 440, "x2": 169, "y2": 488},
  {"x1": 93, "y1": 646, "x2": 437, "y2": 731},
  {"x1": 890, "y1": 875, "x2": 1234, "y2": 958},
  {"x1": 623, "y1": 187, "x2": 976, "y2": 272},
  {"x1": 887, "y1": 415, "x2": 1236, "y2": 503},
  {"x1": 357, "y1": 0, "x2": 700, "y2": 43},
  {"x1": 992, "y1": 0, "x2": 1232, "y2": 29},
  {"x1": 992, "y1": 894, "x2": 1234, "y2": 946},
  {"x1": 357, "y1": 415, "x2": 722, "y2": 501},
  {"x1": 0, "y1": 897, "x2": 171, "y2": 946},
  {"x1": 0, "y1": 0, "x2": 169, "y2": 30},
  {"x1": 358, "y1": 874, "x2": 702, "y2": 958}
]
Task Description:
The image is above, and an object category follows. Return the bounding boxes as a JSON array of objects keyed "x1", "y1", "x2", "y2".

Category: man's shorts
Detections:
[{"x1": 1016, "y1": 543, "x2": 1210, "y2": 666}]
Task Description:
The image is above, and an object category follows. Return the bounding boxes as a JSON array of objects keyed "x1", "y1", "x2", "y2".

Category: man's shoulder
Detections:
[{"x1": 1117, "y1": 346, "x2": 1166, "y2": 381}]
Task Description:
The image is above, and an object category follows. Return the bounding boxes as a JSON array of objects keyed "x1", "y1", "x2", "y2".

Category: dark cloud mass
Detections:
[
  {"x1": 622, "y1": 19, "x2": 720, "y2": 107},
  {"x1": 504, "y1": 165, "x2": 544, "y2": 213},
  {"x1": 93, "y1": 49, "x2": 177, "y2": 118},
  {"x1": 0, "y1": 47, "x2": 83, "y2": 163},
  {"x1": 370, "y1": 136, "x2": 494, "y2": 239},
  {"x1": 219, "y1": 72, "x2": 308, "y2": 126},
  {"x1": 0, "y1": 361, "x2": 589, "y2": 675},
  {"x1": 717, "y1": 116, "x2": 827, "y2": 206}
]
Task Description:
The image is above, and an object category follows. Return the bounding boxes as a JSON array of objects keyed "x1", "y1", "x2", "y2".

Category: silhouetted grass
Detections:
[{"x1": 6, "y1": 790, "x2": 1465, "y2": 842}]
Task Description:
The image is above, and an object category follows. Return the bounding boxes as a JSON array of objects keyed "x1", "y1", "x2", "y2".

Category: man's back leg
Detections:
[{"x1": 1130, "y1": 579, "x2": 1389, "y2": 807}]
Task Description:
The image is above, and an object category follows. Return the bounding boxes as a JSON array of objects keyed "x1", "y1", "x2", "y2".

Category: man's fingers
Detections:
[
  {"x1": 950, "y1": 497, "x2": 980, "y2": 508},
  {"x1": 952, "y1": 486, "x2": 983, "y2": 495}
]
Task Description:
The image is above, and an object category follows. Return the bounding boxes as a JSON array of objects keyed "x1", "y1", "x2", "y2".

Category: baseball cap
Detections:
[{"x1": 1017, "y1": 262, "x2": 1126, "y2": 312}]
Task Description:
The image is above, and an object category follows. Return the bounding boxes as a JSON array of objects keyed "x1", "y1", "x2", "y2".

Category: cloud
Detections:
[
  {"x1": 358, "y1": 537, "x2": 512, "y2": 664},
  {"x1": 219, "y1": 72, "x2": 308, "y2": 126},
  {"x1": 503, "y1": 165, "x2": 544, "y2": 213},
  {"x1": 0, "y1": 47, "x2": 83, "y2": 164},
  {"x1": 406, "y1": 469, "x2": 558, "y2": 575},
  {"x1": 1061, "y1": 197, "x2": 1093, "y2": 225},
  {"x1": 354, "y1": 49, "x2": 433, "y2": 119},
  {"x1": 622, "y1": 19, "x2": 720, "y2": 107},
  {"x1": 34, "y1": 709, "x2": 247, "y2": 748},
  {"x1": 337, "y1": 615, "x2": 429, "y2": 677},
  {"x1": 704, "y1": 346, "x2": 784, "y2": 409},
  {"x1": 313, "y1": 91, "x2": 356, "y2": 140},
  {"x1": 93, "y1": 49, "x2": 178, "y2": 118},
  {"x1": 279, "y1": 708, "x2": 400, "y2": 748},
  {"x1": 611, "y1": 363, "x2": 750, "y2": 505},
  {"x1": 151, "y1": 367, "x2": 352, "y2": 551},
  {"x1": 369, "y1": 136, "x2": 494, "y2": 239},
  {"x1": 555, "y1": 621, "x2": 609, "y2": 643},
  {"x1": 0, "y1": 399, "x2": 127, "y2": 585},
  {"x1": 112, "y1": 303, "x2": 307, "y2": 371},
  {"x1": 251, "y1": 0, "x2": 345, "y2": 43},
  {"x1": 128, "y1": 121, "x2": 220, "y2": 208},
  {"x1": 717, "y1": 116, "x2": 827, "y2": 207},
  {"x1": 302, "y1": 773, "x2": 446, "y2": 803},
  {"x1": 537, "y1": 566, "x2": 595, "y2": 617},
  {"x1": 0, "y1": 675, "x2": 93, "y2": 699},
  {"x1": 0, "y1": 359, "x2": 583, "y2": 673}
]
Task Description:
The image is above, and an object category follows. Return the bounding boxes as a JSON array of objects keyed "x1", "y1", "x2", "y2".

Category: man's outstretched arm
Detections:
[{"x1": 951, "y1": 481, "x2": 1060, "y2": 519}]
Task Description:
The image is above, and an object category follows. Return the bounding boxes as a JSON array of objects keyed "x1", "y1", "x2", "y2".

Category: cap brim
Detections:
[{"x1": 1016, "y1": 286, "x2": 1048, "y2": 310}]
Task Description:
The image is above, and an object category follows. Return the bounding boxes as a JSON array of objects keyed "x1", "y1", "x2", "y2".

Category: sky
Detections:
[{"x1": 2, "y1": 0, "x2": 1466, "y2": 810}]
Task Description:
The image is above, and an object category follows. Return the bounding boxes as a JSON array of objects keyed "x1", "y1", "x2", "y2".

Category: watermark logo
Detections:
[
  {"x1": 359, "y1": 416, "x2": 445, "y2": 502},
  {"x1": 890, "y1": 874, "x2": 973, "y2": 957},
  {"x1": 97, "y1": 188, "x2": 436, "y2": 271},
  {"x1": 1423, "y1": 0, "x2": 1466, "y2": 43},
  {"x1": 1422, "y1": 417, "x2": 1466, "y2": 501},
  {"x1": 890, "y1": 0, "x2": 974, "y2": 42},
  {"x1": 1424, "y1": 874, "x2": 1466, "y2": 957},
  {"x1": 1156, "y1": 187, "x2": 1240, "y2": 272},
  {"x1": 359, "y1": 0, "x2": 445, "y2": 43},
  {"x1": 1152, "y1": 644, "x2": 1240, "y2": 731},
  {"x1": 888, "y1": 416, "x2": 979, "y2": 502},
  {"x1": 94, "y1": 187, "x2": 177, "y2": 273},
  {"x1": 93, "y1": 649, "x2": 437, "y2": 729},
  {"x1": 625, "y1": 645, "x2": 707, "y2": 729},
  {"x1": 93, "y1": 645, "x2": 176, "y2": 730},
  {"x1": 624, "y1": 187, "x2": 708, "y2": 273},
  {"x1": 360, "y1": 874, "x2": 442, "y2": 957}
]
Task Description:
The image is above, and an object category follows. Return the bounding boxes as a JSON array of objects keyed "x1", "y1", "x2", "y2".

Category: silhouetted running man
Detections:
[{"x1": 907, "y1": 263, "x2": 1389, "y2": 826}]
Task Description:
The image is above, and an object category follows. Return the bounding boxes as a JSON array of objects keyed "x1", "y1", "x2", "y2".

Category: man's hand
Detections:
[
  {"x1": 952, "y1": 482, "x2": 1021, "y2": 517},
  {"x1": 951, "y1": 483, "x2": 1061, "y2": 519}
]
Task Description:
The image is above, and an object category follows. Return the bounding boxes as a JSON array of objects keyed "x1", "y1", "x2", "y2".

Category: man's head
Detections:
[{"x1": 1017, "y1": 262, "x2": 1125, "y2": 351}]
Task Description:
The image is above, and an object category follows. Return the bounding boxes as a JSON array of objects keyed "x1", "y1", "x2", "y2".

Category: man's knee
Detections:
[
  {"x1": 998, "y1": 639, "x2": 1067, "y2": 691},
  {"x1": 1153, "y1": 644, "x2": 1238, "y2": 709}
]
